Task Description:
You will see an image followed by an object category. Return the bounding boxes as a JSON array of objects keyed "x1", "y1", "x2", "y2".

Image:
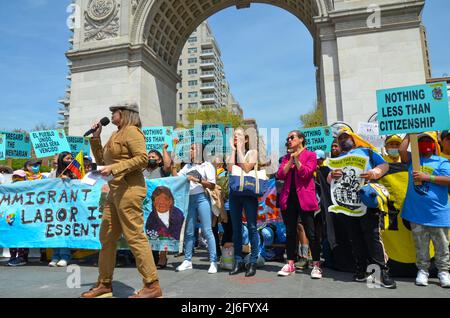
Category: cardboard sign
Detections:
[
  {"x1": 30, "y1": 130, "x2": 71, "y2": 158},
  {"x1": 377, "y1": 82, "x2": 450, "y2": 135},
  {"x1": 300, "y1": 126, "x2": 334, "y2": 153},
  {"x1": 142, "y1": 127, "x2": 173, "y2": 153},
  {"x1": 67, "y1": 136, "x2": 91, "y2": 157},
  {"x1": 0, "y1": 131, "x2": 32, "y2": 159}
]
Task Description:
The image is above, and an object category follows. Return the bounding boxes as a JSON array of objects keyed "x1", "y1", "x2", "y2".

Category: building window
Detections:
[
  {"x1": 179, "y1": 59, "x2": 182, "y2": 66},
  {"x1": 188, "y1": 58, "x2": 197, "y2": 64},
  {"x1": 188, "y1": 91, "x2": 198, "y2": 98},
  {"x1": 188, "y1": 37, "x2": 197, "y2": 43},
  {"x1": 179, "y1": 114, "x2": 183, "y2": 121},
  {"x1": 179, "y1": 104, "x2": 183, "y2": 111},
  {"x1": 188, "y1": 47, "x2": 197, "y2": 54},
  {"x1": 188, "y1": 102, "x2": 198, "y2": 109},
  {"x1": 179, "y1": 93, "x2": 182, "y2": 100},
  {"x1": 188, "y1": 69, "x2": 197, "y2": 75},
  {"x1": 188, "y1": 80, "x2": 198, "y2": 86}
]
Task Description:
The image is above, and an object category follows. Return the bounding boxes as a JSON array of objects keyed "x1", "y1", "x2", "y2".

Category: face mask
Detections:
[
  {"x1": 418, "y1": 141, "x2": 435, "y2": 155},
  {"x1": 31, "y1": 166, "x2": 40, "y2": 174},
  {"x1": 339, "y1": 139, "x2": 354, "y2": 152},
  {"x1": 386, "y1": 148, "x2": 399, "y2": 157},
  {"x1": 148, "y1": 159, "x2": 158, "y2": 168}
]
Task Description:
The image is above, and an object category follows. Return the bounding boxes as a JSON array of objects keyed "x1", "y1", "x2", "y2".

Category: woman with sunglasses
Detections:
[{"x1": 276, "y1": 131, "x2": 322, "y2": 278}]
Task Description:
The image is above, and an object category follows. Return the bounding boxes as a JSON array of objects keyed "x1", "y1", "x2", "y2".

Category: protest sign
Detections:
[
  {"x1": 357, "y1": 122, "x2": 385, "y2": 149},
  {"x1": 30, "y1": 130, "x2": 71, "y2": 158},
  {"x1": 0, "y1": 134, "x2": 5, "y2": 161},
  {"x1": 300, "y1": 126, "x2": 334, "y2": 152},
  {"x1": 67, "y1": 136, "x2": 91, "y2": 157},
  {"x1": 0, "y1": 177, "x2": 190, "y2": 251},
  {"x1": 328, "y1": 154, "x2": 369, "y2": 217},
  {"x1": 377, "y1": 82, "x2": 450, "y2": 135},
  {"x1": 142, "y1": 126, "x2": 173, "y2": 153},
  {"x1": 0, "y1": 131, "x2": 31, "y2": 159},
  {"x1": 0, "y1": 178, "x2": 106, "y2": 249},
  {"x1": 173, "y1": 128, "x2": 194, "y2": 162}
]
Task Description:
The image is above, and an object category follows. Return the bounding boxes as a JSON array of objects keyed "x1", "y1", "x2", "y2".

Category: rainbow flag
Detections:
[{"x1": 67, "y1": 151, "x2": 85, "y2": 179}]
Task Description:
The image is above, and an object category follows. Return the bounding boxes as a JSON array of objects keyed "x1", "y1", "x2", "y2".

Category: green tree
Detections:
[
  {"x1": 184, "y1": 108, "x2": 245, "y2": 128},
  {"x1": 299, "y1": 101, "x2": 324, "y2": 128}
]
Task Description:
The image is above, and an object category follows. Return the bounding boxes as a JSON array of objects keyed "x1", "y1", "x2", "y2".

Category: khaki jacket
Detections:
[{"x1": 91, "y1": 126, "x2": 148, "y2": 192}]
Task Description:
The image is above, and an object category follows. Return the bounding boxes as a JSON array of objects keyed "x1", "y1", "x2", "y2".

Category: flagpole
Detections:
[{"x1": 57, "y1": 157, "x2": 76, "y2": 178}]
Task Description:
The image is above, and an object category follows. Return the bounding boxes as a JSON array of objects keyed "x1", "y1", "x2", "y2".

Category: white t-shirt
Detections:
[
  {"x1": 0, "y1": 173, "x2": 5, "y2": 185},
  {"x1": 179, "y1": 162, "x2": 216, "y2": 195},
  {"x1": 157, "y1": 211, "x2": 170, "y2": 228}
]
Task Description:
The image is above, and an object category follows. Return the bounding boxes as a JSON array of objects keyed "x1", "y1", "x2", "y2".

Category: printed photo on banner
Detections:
[
  {"x1": 0, "y1": 131, "x2": 31, "y2": 159},
  {"x1": 0, "y1": 134, "x2": 5, "y2": 161},
  {"x1": 377, "y1": 82, "x2": 450, "y2": 135},
  {"x1": 142, "y1": 126, "x2": 174, "y2": 153},
  {"x1": 328, "y1": 154, "x2": 369, "y2": 217},
  {"x1": 0, "y1": 178, "x2": 106, "y2": 249},
  {"x1": 300, "y1": 126, "x2": 334, "y2": 152},
  {"x1": 144, "y1": 176, "x2": 190, "y2": 252},
  {"x1": 30, "y1": 129, "x2": 71, "y2": 158},
  {"x1": 67, "y1": 136, "x2": 91, "y2": 157}
]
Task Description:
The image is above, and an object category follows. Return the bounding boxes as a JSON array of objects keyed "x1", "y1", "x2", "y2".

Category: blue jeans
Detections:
[
  {"x1": 184, "y1": 193, "x2": 217, "y2": 263},
  {"x1": 229, "y1": 192, "x2": 259, "y2": 264},
  {"x1": 52, "y1": 249, "x2": 71, "y2": 261}
]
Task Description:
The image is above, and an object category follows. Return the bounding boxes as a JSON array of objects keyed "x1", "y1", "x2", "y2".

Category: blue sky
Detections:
[{"x1": 0, "y1": 0, "x2": 449, "y2": 145}]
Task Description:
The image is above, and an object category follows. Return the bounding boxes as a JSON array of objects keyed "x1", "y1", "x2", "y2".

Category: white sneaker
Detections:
[
  {"x1": 48, "y1": 260, "x2": 58, "y2": 267},
  {"x1": 176, "y1": 260, "x2": 193, "y2": 272},
  {"x1": 415, "y1": 270, "x2": 429, "y2": 286},
  {"x1": 438, "y1": 272, "x2": 450, "y2": 288},
  {"x1": 57, "y1": 260, "x2": 68, "y2": 267},
  {"x1": 208, "y1": 262, "x2": 218, "y2": 274},
  {"x1": 277, "y1": 264, "x2": 295, "y2": 277},
  {"x1": 311, "y1": 262, "x2": 323, "y2": 279}
]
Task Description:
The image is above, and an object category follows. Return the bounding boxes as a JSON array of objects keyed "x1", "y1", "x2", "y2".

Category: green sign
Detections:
[
  {"x1": 142, "y1": 127, "x2": 173, "y2": 153},
  {"x1": 30, "y1": 130, "x2": 71, "y2": 158},
  {"x1": 376, "y1": 82, "x2": 450, "y2": 135},
  {"x1": 300, "y1": 126, "x2": 334, "y2": 153},
  {"x1": 0, "y1": 131, "x2": 32, "y2": 159},
  {"x1": 67, "y1": 136, "x2": 91, "y2": 157}
]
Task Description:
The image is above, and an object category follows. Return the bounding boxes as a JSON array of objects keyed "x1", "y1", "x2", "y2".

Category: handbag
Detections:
[{"x1": 229, "y1": 162, "x2": 268, "y2": 197}]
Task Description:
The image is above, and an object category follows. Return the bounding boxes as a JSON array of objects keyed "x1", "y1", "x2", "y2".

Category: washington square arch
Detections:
[{"x1": 67, "y1": 0, "x2": 431, "y2": 138}]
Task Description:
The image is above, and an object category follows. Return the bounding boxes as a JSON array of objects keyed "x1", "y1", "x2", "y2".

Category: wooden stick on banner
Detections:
[
  {"x1": 410, "y1": 133, "x2": 422, "y2": 186},
  {"x1": 7, "y1": 158, "x2": 13, "y2": 169}
]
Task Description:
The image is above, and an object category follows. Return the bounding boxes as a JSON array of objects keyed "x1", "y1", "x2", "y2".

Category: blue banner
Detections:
[
  {"x1": 0, "y1": 131, "x2": 31, "y2": 159},
  {"x1": 377, "y1": 82, "x2": 450, "y2": 135},
  {"x1": 142, "y1": 126, "x2": 173, "y2": 153},
  {"x1": 30, "y1": 129, "x2": 71, "y2": 158},
  {"x1": 0, "y1": 178, "x2": 105, "y2": 249},
  {"x1": 0, "y1": 177, "x2": 190, "y2": 252},
  {"x1": 67, "y1": 136, "x2": 91, "y2": 157}
]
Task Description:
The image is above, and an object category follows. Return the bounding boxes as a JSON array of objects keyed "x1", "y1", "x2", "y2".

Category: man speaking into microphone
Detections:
[{"x1": 80, "y1": 101, "x2": 162, "y2": 299}]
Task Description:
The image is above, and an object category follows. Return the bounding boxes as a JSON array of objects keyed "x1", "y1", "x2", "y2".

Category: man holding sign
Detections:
[
  {"x1": 399, "y1": 133, "x2": 450, "y2": 288},
  {"x1": 327, "y1": 128, "x2": 396, "y2": 289}
]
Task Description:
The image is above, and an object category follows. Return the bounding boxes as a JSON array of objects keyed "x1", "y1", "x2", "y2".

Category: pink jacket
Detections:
[{"x1": 276, "y1": 150, "x2": 319, "y2": 212}]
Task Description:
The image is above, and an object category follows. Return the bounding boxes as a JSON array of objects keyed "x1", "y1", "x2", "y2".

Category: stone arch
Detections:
[{"x1": 131, "y1": 0, "x2": 332, "y2": 69}]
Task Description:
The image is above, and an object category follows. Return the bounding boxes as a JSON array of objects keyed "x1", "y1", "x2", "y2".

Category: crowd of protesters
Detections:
[{"x1": 1, "y1": 104, "x2": 449, "y2": 297}]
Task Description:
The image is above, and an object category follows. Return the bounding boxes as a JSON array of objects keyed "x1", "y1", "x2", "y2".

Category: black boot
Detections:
[
  {"x1": 381, "y1": 269, "x2": 397, "y2": 289},
  {"x1": 229, "y1": 262, "x2": 245, "y2": 275},
  {"x1": 245, "y1": 263, "x2": 257, "y2": 277}
]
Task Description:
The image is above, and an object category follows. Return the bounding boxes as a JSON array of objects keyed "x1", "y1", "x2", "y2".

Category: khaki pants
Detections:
[
  {"x1": 411, "y1": 222, "x2": 450, "y2": 273},
  {"x1": 98, "y1": 185, "x2": 158, "y2": 284}
]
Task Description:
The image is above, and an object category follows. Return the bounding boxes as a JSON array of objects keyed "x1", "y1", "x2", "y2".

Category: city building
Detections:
[{"x1": 176, "y1": 21, "x2": 243, "y2": 125}]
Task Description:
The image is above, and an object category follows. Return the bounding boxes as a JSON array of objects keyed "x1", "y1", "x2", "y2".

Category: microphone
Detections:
[{"x1": 84, "y1": 117, "x2": 110, "y2": 137}]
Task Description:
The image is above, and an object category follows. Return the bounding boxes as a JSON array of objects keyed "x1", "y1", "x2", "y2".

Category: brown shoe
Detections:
[
  {"x1": 80, "y1": 282, "x2": 113, "y2": 298},
  {"x1": 129, "y1": 281, "x2": 163, "y2": 298}
]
